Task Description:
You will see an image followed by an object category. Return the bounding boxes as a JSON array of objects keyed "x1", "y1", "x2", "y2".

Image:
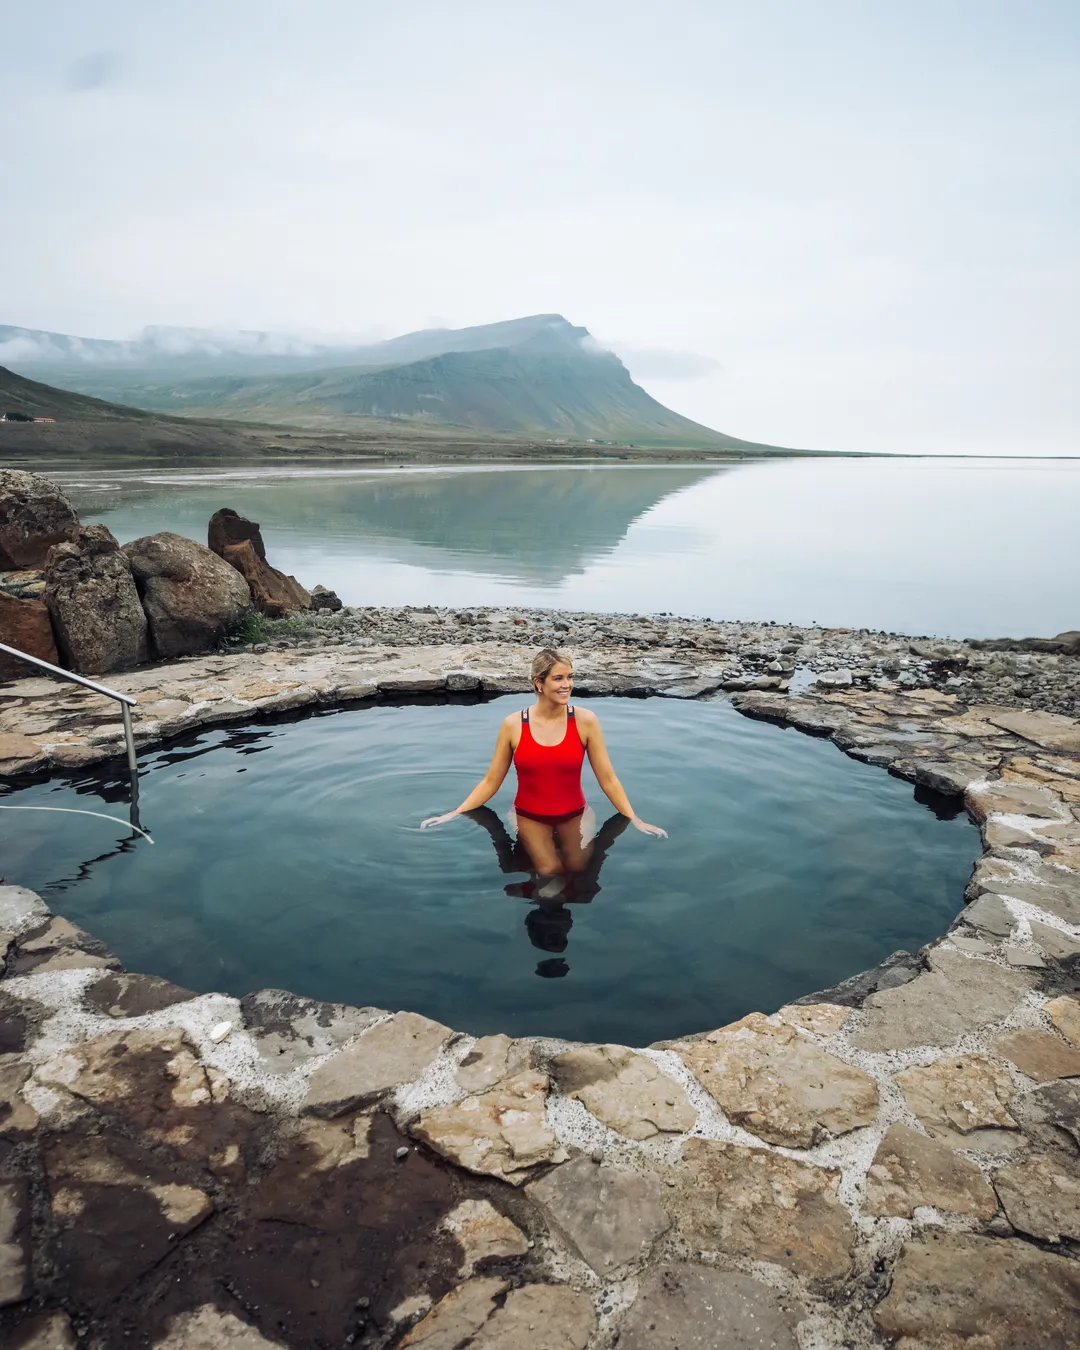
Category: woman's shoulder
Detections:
[
  {"x1": 573, "y1": 704, "x2": 600, "y2": 725},
  {"x1": 501, "y1": 709, "x2": 525, "y2": 730}
]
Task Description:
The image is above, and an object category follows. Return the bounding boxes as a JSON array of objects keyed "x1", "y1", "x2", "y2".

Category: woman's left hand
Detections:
[{"x1": 631, "y1": 817, "x2": 667, "y2": 838}]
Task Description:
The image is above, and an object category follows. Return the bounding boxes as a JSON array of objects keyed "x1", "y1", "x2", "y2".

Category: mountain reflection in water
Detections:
[{"x1": 70, "y1": 464, "x2": 722, "y2": 586}]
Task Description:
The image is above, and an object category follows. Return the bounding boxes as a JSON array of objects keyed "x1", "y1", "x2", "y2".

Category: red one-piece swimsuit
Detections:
[{"x1": 513, "y1": 706, "x2": 587, "y2": 825}]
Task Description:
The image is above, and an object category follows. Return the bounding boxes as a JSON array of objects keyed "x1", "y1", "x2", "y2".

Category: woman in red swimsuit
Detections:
[{"x1": 421, "y1": 649, "x2": 666, "y2": 880}]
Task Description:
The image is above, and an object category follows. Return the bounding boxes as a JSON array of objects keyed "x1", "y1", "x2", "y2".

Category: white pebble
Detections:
[{"x1": 209, "y1": 1021, "x2": 232, "y2": 1043}]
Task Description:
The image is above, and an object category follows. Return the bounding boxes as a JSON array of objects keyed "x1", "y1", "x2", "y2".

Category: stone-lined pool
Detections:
[{"x1": 2, "y1": 696, "x2": 978, "y2": 1042}]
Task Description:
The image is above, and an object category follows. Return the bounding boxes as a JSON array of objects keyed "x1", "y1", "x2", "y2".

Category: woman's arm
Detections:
[
  {"x1": 578, "y1": 710, "x2": 667, "y2": 837},
  {"x1": 420, "y1": 716, "x2": 516, "y2": 828}
]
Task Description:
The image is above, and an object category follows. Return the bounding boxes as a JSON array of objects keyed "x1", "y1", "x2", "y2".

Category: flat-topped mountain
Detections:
[{"x1": 4, "y1": 315, "x2": 788, "y2": 450}]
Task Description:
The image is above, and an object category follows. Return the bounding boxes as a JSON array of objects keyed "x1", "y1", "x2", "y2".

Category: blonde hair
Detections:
[{"x1": 531, "y1": 647, "x2": 573, "y2": 692}]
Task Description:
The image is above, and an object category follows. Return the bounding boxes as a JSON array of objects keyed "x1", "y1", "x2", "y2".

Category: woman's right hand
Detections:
[{"x1": 421, "y1": 811, "x2": 460, "y2": 829}]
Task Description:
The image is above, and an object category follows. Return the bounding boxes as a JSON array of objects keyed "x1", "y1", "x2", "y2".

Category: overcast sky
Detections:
[{"x1": 5, "y1": 1, "x2": 1078, "y2": 454}]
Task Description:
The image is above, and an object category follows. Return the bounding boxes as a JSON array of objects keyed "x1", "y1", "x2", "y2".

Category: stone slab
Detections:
[
  {"x1": 397, "y1": 1278, "x2": 596, "y2": 1350},
  {"x1": 678, "y1": 1138, "x2": 854, "y2": 1280},
  {"x1": 991, "y1": 1027, "x2": 1080, "y2": 1082},
  {"x1": 894, "y1": 1055, "x2": 1020, "y2": 1150},
  {"x1": 410, "y1": 1071, "x2": 567, "y2": 1184},
  {"x1": 863, "y1": 1123, "x2": 997, "y2": 1219},
  {"x1": 850, "y1": 949, "x2": 1033, "y2": 1051},
  {"x1": 674, "y1": 1011, "x2": 877, "y2": 1147},
  {"x1": 993, "y1": 1150, "x2": 1080, "y2": 1242},
  {"x1": 0, "y1": 1181, "x2": 30, "y2": 1307},
  {"x1": 439, "y1": 1200, "x2": 529, "y2": 1276},
  {"x1": 1046, "y1": 995, "x2": 1080, "y2": 1048},
  {"x1": 526, "y1": 1157, "x2": 670, "y2": 1274},
  {"x1": 983, "y1": 708, "x2": 1080, "y2": 753},
  {"x1": 875, "y1": 1233, "x2": 1080, "y2": 1349},
  {"x1": 960, "y1": 893, "x2": 1014, "y2": 938},
  {"x1": 616, "y1": 1263, "x2": 804, "y2": 1350},
  {"x1": 303, "y1": 1011, "x2": 453, "y2": 1114},
  {"x1": 153, "y1": 1305, "x2": 287, "y2": 1349},
  {"x1": 550, "y1": 1043, "x2": 696, "y2": 1140}
]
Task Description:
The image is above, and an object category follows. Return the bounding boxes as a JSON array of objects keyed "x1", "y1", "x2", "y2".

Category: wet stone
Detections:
[
  {"x1": 44, "y1": 1131, "x2": 213, "y2": 1304},
  {"x1": 863, "y1": 1123, "x2": 998, "y2": 1219},
  {"x1": 674, "y1": 1011, "x2": 878, "y2": 1148},
  {"x1": 439, "y1": 1200, "x2": 529, "y2": 1276},
  {"x1": 152, "y1": 1305, "x2": 287, "y2": 1349},
  {"x1": 991, "y1": 1027, "x2": 1080, "y2": 1082},
  {"x1": 677, "y1": 1138, "x2": 854, "y2": 1280},
  {"x1": 850, "y1": 948, "x2": 1033, "y2": 1051},
  {"x1": 411, "y1": 1071, "x2": 567, "y2": 1185},
  {"x1": 241, "y1": 987, "x2": 384, "y2": 1074},
  {"x1": 993, "y1": 1149, "x2": 1080, "y2": 1242},
  {"x1": 550, "y1": 1043, "x2": 696, "y2": 1140},
  {"x1": 83, "y1": 970, "x2": 198, "y2": 1018},
  {"x1": 526, "y1": 1157, "x2": 670, "y2": 1275},
  {"x1": 875, "y1": 1233, "x2": 1080, "y2": 1350},
  {"x1": 894, "y1": 1054, "x2": 1020, "y2": 1152},
  {"x1": 35, "y1": 1025, "x2": 257, "y2": 1176},
  {"x1": 616, "y1": 1263, "x2": 804, "y2": 1350},
  {"x1": 303, "y1": 1011, "x2": 452, "y2": 1114}
]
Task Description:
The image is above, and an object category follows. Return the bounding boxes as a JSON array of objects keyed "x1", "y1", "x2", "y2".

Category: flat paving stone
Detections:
[
  {"x1": 993, "y1": 1149, "x2": 1080, "y2": 1242},
  {"x1": 1031, "y1": 924, "x2": 1080, "y2": 961},
  {"x1": 875, "y1": 1232, "x2": 1080, "y2": 1349},
  {"x1": 455, "y1": 1034, "x2": 528, "y2": 1093},
  {"x1": 863, "y1": 1123, "x2": 998, "y2": 1219},
  {"x1": 615, "y1": 1262, "x2": 804, "y2": 1350},
  {"x1": 1046, "y1": 995, "x2": 1080, "y2": 1048},
  {"x1": 439, "y1": 1200, "x2": 529, "y2": 1276},
  {"x1": 83, "y1": 971, "x2": 197, "y2": 1018},
  {"x1": 894, "y1": 1054, "x2": 1021, "y2": 1151},
  {"x1": 153, "y1": 1305, "x2": 287, "y2": 1348},
  {"x1": 411, "y1": 1071, "x2": 567, "y2": 1184},
  {"x1": 397, "y1": 1278, "x2": 596, "y2": 1350},
  {"x1": 303, "y1": 1011, "x2": 453, "y2": 1114},
  {"x1": 0, "y1": 1181, "x2": 29, "y2": 1308},
  {"x1": 240, "y1": 988, "x2": 383, "y2": 1074},
  {"x1": 674, "y1": 1011, "x2": 878, "y2": 1147},
  {"x1": 991, "y1": 1027, "x2": 1080, "y2": 1082},
  {"x1": 850, "y1": 949, "x2": 1033, "y2": 1051},
  {"x1": 550, "y1": 1043, "x2": 696, "y2": 1140},
  {"x1": 983, "y1": 707, "x2": 1080, "y2": 753},
  {"x1": 960, "y1": 894, "x2": 1015, "y2": 938},
  {"x1": 678, "y1": 1138, "x2": 854, "y2": 1280},
  {"x1": 526, "y1": 1157, "x2": 670, "y2": 1274}
]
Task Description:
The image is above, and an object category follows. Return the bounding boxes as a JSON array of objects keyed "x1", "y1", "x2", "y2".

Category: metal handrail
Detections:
[{"x1": 0, "y1": 640, "x2": 138, "y2": 772}]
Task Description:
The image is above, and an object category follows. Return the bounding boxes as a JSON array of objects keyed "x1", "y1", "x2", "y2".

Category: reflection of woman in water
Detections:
[
  {"x1": 421, "y1": 649, "x2": 666, "y2": 890},
  {"x1": 461, "y1": 804, "x2": 632, "y2": 977}
]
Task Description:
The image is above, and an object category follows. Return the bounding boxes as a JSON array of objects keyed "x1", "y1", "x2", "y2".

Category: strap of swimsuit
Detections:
[
  {"x1": 568, "y1": 705, "x2": 575, "y2": 717},
  {"x1": 522, "y1": 707, "x2": 529, "y2": 722}
]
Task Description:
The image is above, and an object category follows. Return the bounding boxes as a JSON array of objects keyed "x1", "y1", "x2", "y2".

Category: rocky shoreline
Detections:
[{"x1": 0, "y1": 617, "x2": 1079, "y2": 1347}]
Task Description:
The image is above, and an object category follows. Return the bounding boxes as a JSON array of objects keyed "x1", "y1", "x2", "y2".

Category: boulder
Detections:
[
  {"x1": 0, "y1": 589, "x2": 58, "y2": 680},
  {"x1": 220, "y1": 539, "x2": 312, "y2": 617},
  {"x1": 43, "y1": 525, "x2": 149, "y2": 674},
  {"x1": 0, "y1": 469, "x2": 78, "y2": 569},
  {"x1": 310, "y1": 584, "x2": 343, "y2": 612},
  {"x1": 122, "y1": 531, "x2": 250, "y2": 658},
  {"x1": 207, "y1": 507, "x2": 268, "y2": 560}
]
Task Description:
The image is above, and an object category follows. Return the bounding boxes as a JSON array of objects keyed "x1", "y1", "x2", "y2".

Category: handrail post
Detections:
[{"x1": 121, "y1": 702, "x2": 137, "y2": 775}]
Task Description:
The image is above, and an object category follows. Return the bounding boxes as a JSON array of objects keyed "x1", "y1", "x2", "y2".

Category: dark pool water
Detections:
[{"x1": 1, "y1": 697, "x2": 977, "y2": 1043}]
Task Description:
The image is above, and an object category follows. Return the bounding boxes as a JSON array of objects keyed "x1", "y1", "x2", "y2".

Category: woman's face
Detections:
[{"x1": 538, "y1": 662, "x2": 574, "y2": 702}]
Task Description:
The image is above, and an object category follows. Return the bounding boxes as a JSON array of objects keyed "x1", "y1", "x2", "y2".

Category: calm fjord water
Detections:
[
  {"x1": 65, "y1": 455, "x2": 1080, "y2": 637},
  {"x1": 4, "y1": 698, "x2": 975, "y2": 1043}
]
